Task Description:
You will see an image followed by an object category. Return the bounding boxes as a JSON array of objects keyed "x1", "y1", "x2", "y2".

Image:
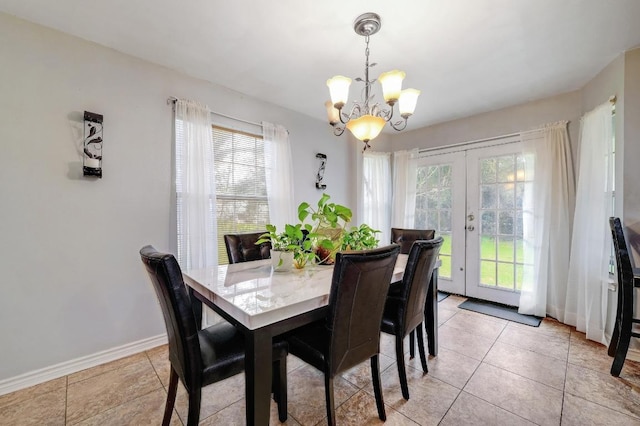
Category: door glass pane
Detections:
[
  {"x1": 481, "y1": 260, "x2": 496, "y2": 286},
  {"x1": 481, "y1": 236, "x2": 497, "y2": 260},
  {"x1": 440, "y1": 210, "x2": 452, "y2": 232},
  {"x1": 481, "y1": 159, "x2": 496, "y2": 183},
  {"x1": 440, "y1": 188, "x2": 452, "y2": 208},
  {"x1": 498, "y1": 211, "x2": 514, "y2": 235},
  {"x1": 498, "y1": 184, "x2": 515, "y2": 209},
  {"x1": 481, "y1": 185, "x2": 497, "y2": 209},
  {"x1": 497, "y1": 156, "x2": 515, "y2": 182},
  {"x1": 481, "y1": 211, "x2": 496, "y2": 234},
  {"x1": 497, "y1": 236, "x2": 514, "y2": 262},
  {"x1": 515, "y1": 264, "x2": 524, "y2": 291},
  {"x1": 478, "y1": 153, "x2": 529, "y2": 293},
  {"x1": 497, "y1": 263, "x2": 515, "y2": 290},
  {"x1": 415, "y1": 163, "x2": 455, "y2": 280}
]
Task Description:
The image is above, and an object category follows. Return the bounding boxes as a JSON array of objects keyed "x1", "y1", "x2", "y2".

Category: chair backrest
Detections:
[
  {"x1": 139, "y1": 245, "x2": 201, "y2": 390},
  {"x1": 325, "y1": 244, "x2": 400, "y2": 376},
  {"x1": 391, "y1": 228, "x2": 436, "y2": 254},
  {"x1": 398, "y1": 237, "x2": 444, "y2": 335},
  {"x1": 224, "y1": 231, "x2": 272, "y2": 264},
  {"x1": 610, "y1": 218, "x2": 634, "y2": 291}
]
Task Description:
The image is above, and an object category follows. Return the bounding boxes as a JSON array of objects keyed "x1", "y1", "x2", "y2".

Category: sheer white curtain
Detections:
[
  {"x1": 519, "y1": 121, "x2": 575, "y2": 318},
  {"x1": 175, "y1": 99, "x2": 218, "y2": 270},
  {"x1": 564, "y1": 102, "x2": 613, "y2": 344},
  {"x1": 263, "y1": 122, "x2": 295, "y2": 231},
  {"x1": 362, "y1": 151, "x2": 392, "y2": 245},
  {"x1": 391, "y1": 149, "x2": 419, "y2": 228}
]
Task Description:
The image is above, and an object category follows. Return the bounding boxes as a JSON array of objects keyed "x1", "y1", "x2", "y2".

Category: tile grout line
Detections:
[
  {"x1": 454, "y1": 317, "x2": 560, "y2": 425},
  {"x1": 64, "y1": 375, "x2": 68, "y2": 426},
  {"x1": 558, "y1": 331, "x2": 573, "y2": 425}
]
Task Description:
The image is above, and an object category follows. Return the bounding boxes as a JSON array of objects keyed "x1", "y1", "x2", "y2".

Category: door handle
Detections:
[
  {"x1": 467, "y1": 214, "x2": 475, "y2": 221},
  {"x1": 467, "y1": 225, "x2": 475, "y2": 231}
]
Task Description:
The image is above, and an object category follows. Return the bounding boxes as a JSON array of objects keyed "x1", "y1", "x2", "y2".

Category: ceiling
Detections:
[{"x1": 2, "y1": 0, "x2": 640, "y2": 130}]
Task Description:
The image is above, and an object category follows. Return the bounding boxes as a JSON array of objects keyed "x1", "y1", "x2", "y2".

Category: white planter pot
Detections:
[{"x1": 270, "y1": 250, "x2": 294, "y2": 272}]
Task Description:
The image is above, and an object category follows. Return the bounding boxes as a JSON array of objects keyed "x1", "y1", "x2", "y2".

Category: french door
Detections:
[{"x1": 415, "y1": 141, "x2": 530, "y2": 306}]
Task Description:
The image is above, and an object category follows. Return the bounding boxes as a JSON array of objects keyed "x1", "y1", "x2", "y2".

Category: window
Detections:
[{"x1": 213, "y1": 126, "x2": 270, "y2": 264}]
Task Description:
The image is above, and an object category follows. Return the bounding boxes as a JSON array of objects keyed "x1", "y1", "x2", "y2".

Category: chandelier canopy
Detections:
[{"x1": 325, "y1": 13, "x2": 420, "y2": 151}]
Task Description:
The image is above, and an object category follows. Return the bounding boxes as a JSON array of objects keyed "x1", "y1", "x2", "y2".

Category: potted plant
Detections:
[
  {"x1": 256, "y1": 224, "x2": 303, "y2": 272},
  {"x1": 297, "y1": 193, "x2": 353, "y2": 264},
  {"x1": 341, "y1": 223, "x2": 381, "y2": 251}
]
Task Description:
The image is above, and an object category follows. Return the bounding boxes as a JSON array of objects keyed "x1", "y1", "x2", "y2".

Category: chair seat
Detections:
[
  {"x1": 388, "y1": 281, "x2": 402, "y2": 296},
  {"x1": 200, "y1": 322, "x2": 288, "y2": 385},
  {"x1": 286, "y1": 322, "x2": 329, "y2": 372},
  {"x1": 381, "y1": 298, "x2": 403, "y2": 335}
]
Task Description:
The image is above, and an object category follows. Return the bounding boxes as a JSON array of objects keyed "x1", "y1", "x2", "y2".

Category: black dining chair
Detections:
[
  {"x1": 381, "y1": 237, "x2": 443, "y2": 400},
  {"x1": 390, "y1": 228, "x2": 436, "y2": 358},
  {"x1": 391, "y1": 228, "x2": 436, "y2": 254},
  {"x1": 223, "y1": 231, "x2": 272, "y2": 264},
  {"x1": 608, "y1": 218, "x2": 640, "y2": 376},
  {"x1": 139, "y1": 245, "x2": 288, "y2": 425},
  {"x1": 285, "y1": 244, "x2": 401, "y2": 425}
]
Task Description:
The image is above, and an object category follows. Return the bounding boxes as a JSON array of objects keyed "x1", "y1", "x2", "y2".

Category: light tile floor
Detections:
[{"x1": 2, "y1": 294, "x2": 640, "y2": 425}]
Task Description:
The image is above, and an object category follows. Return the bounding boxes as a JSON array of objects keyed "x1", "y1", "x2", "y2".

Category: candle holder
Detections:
[{"x1": 83, "y1": 111, "x2": 103, "y2": 178}]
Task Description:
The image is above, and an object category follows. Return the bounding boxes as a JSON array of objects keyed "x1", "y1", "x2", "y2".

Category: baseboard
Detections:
[{"x1": 0, "y1": 334, "x2": 167, "y2": 396}]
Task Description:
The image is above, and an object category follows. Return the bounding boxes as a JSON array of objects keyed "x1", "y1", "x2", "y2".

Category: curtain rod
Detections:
[
  {"x1": 167, "y1": 96, "x2": 263, "y2": 128},
  {"x1": 418, "y1": 132, "x2": 519, "y2": 154}
]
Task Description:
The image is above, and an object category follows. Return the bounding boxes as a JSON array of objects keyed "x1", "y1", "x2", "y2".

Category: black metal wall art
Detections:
[
  {"x1": 83, "y1": 111, "x2": 103, "y2": 178},
  {"x1": 316, "y1": 153, "x2": 327, "y2": 189}
]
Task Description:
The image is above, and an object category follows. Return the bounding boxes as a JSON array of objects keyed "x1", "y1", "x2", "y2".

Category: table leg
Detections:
[
  {"x1": 187, "y1": 287, "x2": 203, "y2": 330},
  {"x1": 244, "y1": 329, "x2": 272, "y2": 426},
  {"x1": 425, "y1": 268, "x2": 439, "y2": 356}
]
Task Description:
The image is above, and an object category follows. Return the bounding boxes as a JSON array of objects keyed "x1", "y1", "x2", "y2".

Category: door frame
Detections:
[{"x1": 417, "y1": 134, "x2": 523, "y2": 305}]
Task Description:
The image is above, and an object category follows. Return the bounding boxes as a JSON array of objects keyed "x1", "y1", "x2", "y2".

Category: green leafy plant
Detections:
[
  {"x1": 341, "y1": 223, "x2": 380, "y2": 251},
  {"x1": 257, "y1": 224, "x2": 302, "y2": 252},
  {"x1": 298, "y1": 193, "x2": 353, "y2": 264},
  {"x1": 256, "y1": 223, "x2": 313, "y2": 269}
]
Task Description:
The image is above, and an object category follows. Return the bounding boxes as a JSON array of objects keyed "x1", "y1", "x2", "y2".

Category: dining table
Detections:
[{"x1": 182, "y1": 253, "x2": 440, "y2": 426}]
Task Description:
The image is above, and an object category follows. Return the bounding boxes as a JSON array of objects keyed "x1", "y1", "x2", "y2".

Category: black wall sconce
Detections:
[
  {"x1": 83, "y1": 111, "x2": 103, "y2": 178},
  {"x1": 316, "y1": 153, "x2": 327, "y2": 189}
]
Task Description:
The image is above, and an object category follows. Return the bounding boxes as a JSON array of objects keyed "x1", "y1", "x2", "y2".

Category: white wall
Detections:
[
  {"x1": 0, "y1": 13, "x2": 354, "y2": 382},
  {"x1": 388, "y1": 91, "x2": 582, "y2": 166}
]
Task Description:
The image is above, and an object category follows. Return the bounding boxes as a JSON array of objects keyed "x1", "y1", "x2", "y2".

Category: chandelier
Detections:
[{"x1": 325, "y1": 13, "x2": 420, "y2": 151}]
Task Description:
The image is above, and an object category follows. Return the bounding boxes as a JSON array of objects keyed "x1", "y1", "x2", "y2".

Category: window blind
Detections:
[{"x1": 213, "y1": 126, "x2": 270, "y2": 264}]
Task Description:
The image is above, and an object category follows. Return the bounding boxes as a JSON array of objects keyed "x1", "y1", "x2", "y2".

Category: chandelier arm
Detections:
[
  {"x1": 332, "y1": 125, "x2": 346, "y2": 136},
  {"x1": 373, "y1": 105, "x2": 391, "y2": 121},
  {"x1": 389, "y1": 118, "x2": 408, "y2": 131},
  {"x1": 339, "y1": 104, "x2": 362, "y2": 124}
]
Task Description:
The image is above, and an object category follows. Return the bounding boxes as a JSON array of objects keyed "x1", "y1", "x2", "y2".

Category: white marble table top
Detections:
[{"x1": 183, "y1": 254, "x2": 408, "y2": 331}]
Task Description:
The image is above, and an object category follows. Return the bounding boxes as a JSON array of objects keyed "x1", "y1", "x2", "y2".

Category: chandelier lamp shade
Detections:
[{"x1": 325, "y1": 13, "x2": 420, "y2": 150}]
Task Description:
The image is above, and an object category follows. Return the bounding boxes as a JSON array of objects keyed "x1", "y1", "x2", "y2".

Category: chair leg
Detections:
[
  {"x1": 324, "y1": 374, "x2": 336, "y2": 426},
  {"x1": 409, "y1": 330, "x2": 415, "y2": 359},
  {"x1": 611, "y1": 311, "x2": 633, "y2": 376},
  {"x1": 608, "y1": 318, "x2": 621, "y2": 357},
  {"x1": 163, "y1": 367, "x2": 179, "y2": 426},
  {"x1": 186, "y1": 386, "x2": 202, "y2": 426},
  {"x1": 370, "y1": 355, "x2": 387, "y2": 421},
  {"x1": 395, "y1": 333, "x2": 410, "y2": 400},
  {"x1": 608, "y1": 289, "x2": 623, "y2": 357},
  {"x1": 271, "y1": 364, "x2": 279, "y2": 404},
  {"x1": 275, "y1": 358, "x2": 288, "y2": 422},
  {"x1": 416, "y1": 323, "x2": 429, "y2": 373}
]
